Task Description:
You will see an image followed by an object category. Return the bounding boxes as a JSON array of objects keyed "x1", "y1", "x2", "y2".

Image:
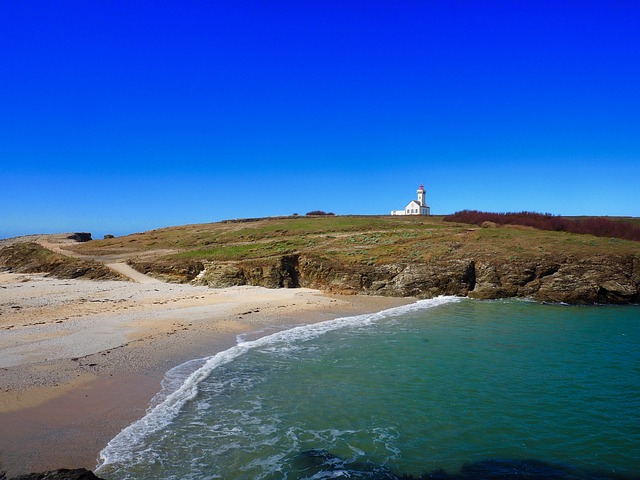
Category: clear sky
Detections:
[{"x1": 1, "y1": 1, "x2": 639, "y2": 239}]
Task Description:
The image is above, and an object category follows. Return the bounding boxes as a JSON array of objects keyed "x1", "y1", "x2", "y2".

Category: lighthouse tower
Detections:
[
  {"x1": 390, "y1": 183, "x2": 431, "y2": 215},
  {"x1": 417, "y1": 184, "x2": 426, "y2": 206}
]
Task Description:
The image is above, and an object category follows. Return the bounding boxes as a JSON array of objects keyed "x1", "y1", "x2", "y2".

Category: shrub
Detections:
[
  {"x1": 306, "y1": 210, "x2": 335, "y2": 216},
  {"x1": 444, "y1": 210, "x2": 640, "y2": 242}
]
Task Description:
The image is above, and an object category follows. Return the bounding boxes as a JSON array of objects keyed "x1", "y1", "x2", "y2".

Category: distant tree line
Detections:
[
  {"x1": 306, "y1": 210, "x2": 335, "y2": 216},
  {"x1": 444, "y1": 210, "x2": 640, "y2": 242}
]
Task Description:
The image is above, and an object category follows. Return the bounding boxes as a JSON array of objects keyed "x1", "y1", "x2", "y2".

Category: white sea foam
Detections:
[
  {"x1": 147, "y1": 357, "x2": 209, "y2": 410},
  {"x1": 96, "y1": 295, "x2": 461, "y2": 471}
]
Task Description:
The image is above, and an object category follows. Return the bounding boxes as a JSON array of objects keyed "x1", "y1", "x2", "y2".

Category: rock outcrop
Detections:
[
  {"x1": 66, "y1": 233, "x2": 92, "y2": 242},
  {"x1": 0, "y1": 243, "x2": 126, "y2": 281},
  {"x1": 295, "y1": 256, "x2": 476, "y2": 298},
  {"x1": 127, "y1": 258, "x2": 205, "y2": 283},
  {"x1": 532, "y1": 255, "x2": 640, "y2": 304},
  {"x1": 9, "y1": 468, "x2": 104, "y2": 480},
  {"x1": 468, "y1": 255, "x2": 640, "y2": 304},
  {"x1": 190, "y1": 253, "x2": 640, "y2": 305},
  {"x1": 191, "y1": 255, "x2": 299, "y2": 289},
  {"x1": 5, "y1": 243, "x2": 633, "y2": 303}
]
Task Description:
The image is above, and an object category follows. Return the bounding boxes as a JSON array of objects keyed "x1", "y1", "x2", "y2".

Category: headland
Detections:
[
  {"x1": 0, "y1": 214, "x2": 638, "y2": 477},
  {"x1": 19, "y1": 215, "x2": 637, "y2": 305}
]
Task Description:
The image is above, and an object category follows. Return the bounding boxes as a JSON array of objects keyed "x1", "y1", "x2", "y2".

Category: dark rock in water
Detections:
[
  {"x1": 420, "y1": 458, "x2": 640, "y2": 479},
  {"x1": 66, "y1": 233, "x2": 92, "y2": 242},
  {"x1": 10, "y1": 468, "x2": 105, "y2": 480},
  {"x1": 293, "y1": 449, "x2": 401, "y2": 479},
  {"x1": 292, "y1": 451, "x2": 638, "y2": 480},
  {"x1": 455, "y1": 458, "x2": 573, "y2": 479},
  {"x1": 296, "y1": 449, "x2": 344, "y2": 468}
]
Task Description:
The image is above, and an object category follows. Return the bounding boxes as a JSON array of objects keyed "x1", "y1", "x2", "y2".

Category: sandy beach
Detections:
[{"x1": 0, "y1": 272, "x2": 411, "y2": 477}]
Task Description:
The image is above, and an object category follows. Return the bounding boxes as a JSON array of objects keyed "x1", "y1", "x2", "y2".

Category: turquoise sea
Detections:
[{"x1": 96, "y1": 298, "x2": 639, "y2": 480}]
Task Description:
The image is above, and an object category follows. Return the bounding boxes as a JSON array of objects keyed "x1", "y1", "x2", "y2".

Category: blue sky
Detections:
[{"x1": 1, "y1": 1, "x2": 639, "y2": 239}]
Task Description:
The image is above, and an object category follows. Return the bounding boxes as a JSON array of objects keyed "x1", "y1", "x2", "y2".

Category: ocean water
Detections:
[{"x1": 96, "y1": 298, "x2": 640, "y2": 480}]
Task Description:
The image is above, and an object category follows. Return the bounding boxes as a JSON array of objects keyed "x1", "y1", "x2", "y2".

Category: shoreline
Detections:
[{"x1": 0, "y1": 273, "x2": 412, "y2": 477}]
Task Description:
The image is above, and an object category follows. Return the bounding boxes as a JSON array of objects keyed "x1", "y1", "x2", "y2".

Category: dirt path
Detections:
[
  {"x1": 0, "y1": 234, "x2": 165, "y2": 284},
  {"x1": 105, "y1": 262, "x2": 164, "y2": 284}
]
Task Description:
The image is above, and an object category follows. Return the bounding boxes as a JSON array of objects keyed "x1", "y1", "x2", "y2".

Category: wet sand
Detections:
[{"x1": 0, "y1": 273, "x2": 411, "y2": 477}]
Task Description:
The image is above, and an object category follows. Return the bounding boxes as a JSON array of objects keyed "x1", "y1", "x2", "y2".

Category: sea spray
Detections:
[{"x1": 96, "y1": 296, "x2": 461, "y2": 472}]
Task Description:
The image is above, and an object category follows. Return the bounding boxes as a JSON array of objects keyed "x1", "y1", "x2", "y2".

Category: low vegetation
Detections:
[
  {"x1": 72, "y1": 215, "x2": 640, "y2": 269},
  {"x1": 4, "y1": 215, "x2": 638, "y2": 303},
  {"x1": 444, "y1": 210, "x2": 640, "y2": 242},
  {"x1": 305, "y1": 210, "x2": 335, "y2": 216}
]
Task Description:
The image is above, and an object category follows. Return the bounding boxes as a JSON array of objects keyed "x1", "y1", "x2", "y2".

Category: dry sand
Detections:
[{"x1": 0, "y1": 272, "x2": 411, "y2": 477}]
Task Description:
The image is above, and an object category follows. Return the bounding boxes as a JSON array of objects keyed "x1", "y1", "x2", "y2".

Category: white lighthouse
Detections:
[
  {"x1": 417, "y1": 184, "x2": 426, "y2": 207},
  {"x1": 391, "y1": 183, "x2": 431, "y2": 216}
]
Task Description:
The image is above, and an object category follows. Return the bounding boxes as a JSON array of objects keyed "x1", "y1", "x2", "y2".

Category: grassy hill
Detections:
[
  {"x1": 73, "y1": 215, "x2": 640, "y2": 266},
  {"x1": 4, "y1": 215, "x2": 637, "y2": 304}
]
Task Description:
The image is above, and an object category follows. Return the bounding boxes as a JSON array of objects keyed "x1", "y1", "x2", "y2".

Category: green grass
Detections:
[
  {"x1": 174, "y1": 240, "x2": 298, "y2": 261},
  {"x1": 74, "y1": 215, "x2": 640, "y2": 266}
]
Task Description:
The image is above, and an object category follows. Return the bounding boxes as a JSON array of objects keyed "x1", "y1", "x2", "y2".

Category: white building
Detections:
[{"x1": 391, "y1": 184, "x2": 431, "y2": 216}]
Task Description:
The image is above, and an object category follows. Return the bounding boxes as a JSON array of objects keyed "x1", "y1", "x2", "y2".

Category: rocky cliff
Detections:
[
  {"x1": 0, "y1": 243, "x2": 125, "y2": 281},
  {"x1": 6, "y1": 216, "x2": 639, "y2": 305},
  {"x1": 190, "y1": 253, "x2": 640, "y2": 305}
]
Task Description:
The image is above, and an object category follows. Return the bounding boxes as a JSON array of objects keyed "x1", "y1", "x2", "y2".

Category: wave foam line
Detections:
[{"x1": 96, "y1": 295, "x2": 461, "y2": 470}]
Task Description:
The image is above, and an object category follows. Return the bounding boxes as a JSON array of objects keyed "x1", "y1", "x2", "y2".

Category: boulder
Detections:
[
  {"x1": 66, "y1": 233, "x2": 92, "y2": 242},
  {"x1": 10, "y1": 468, "x2": 105, "y2": 480}
]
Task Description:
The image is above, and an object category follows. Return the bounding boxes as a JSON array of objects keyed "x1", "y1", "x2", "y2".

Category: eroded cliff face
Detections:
[
  {"x1": 296, "y1": 256, "x2": 477, "y2": 298},
  {"x1": 191, "y1": 255, "x2": 299, "y2": 289},
  {"x1": 0, "y1": 243, "x2": 125, "y2": 281},
  {"x1": 190, "y1": 254, "x2": 640, "y2": 305},
  {"x1": 469, "y1": 255, "x2": 640, "y2": 304},
  {"x1": 3, "y1": 225, "x2": 637, "y2": 306},
  {"x1": 127, "y1": 257, "x2": 204, "y2": 283}
]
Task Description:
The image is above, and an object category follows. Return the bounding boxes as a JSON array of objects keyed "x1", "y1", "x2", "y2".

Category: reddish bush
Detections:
[{"x1": 444, "y1": 210, "x2": 640, "y2": 242}]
